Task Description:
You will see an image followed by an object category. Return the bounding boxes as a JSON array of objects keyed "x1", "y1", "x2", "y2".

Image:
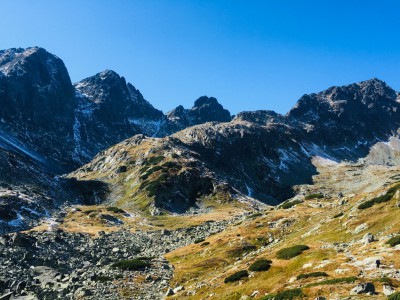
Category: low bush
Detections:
[
  {"x1": 389, "y1": 292, "x2": 400, "y2": 300},
  {"x1": 94, "y1": 275, "x2": 113, "y2": 282},
  {"x1": 194, "y1": 238, "x2": 205, "y2": 244},
  {"x1": 201, "y1": 242, "x2": 210, "y2": 247},
  {"x1": 333, "y1": 212, "x2": 344, "y2": 218},
  {"x1": 280, "y1": 200, "x2": 302, "y2": 209},
  {"x1": 249, "y1": 259, "x2": 272, "y2": 272},
  {"x1": 112, "y1": 259, "x2": 150, "y2": 271},
  {"x1": 359, "y1": 183, "x2": 400, "y2": 209},
  {"x1": 140, "y1": 165, "x2": 163, "y2": 180},
  {"x1": 296, "y1": 271, "x2": 328, "y2": 280},
  {"x1": 305, "y1": 193, "x2": 324, "y2": 200},
  {"x1": 224, "y1": 270, "x2": 249, "y2": 283},
  {"x1": 248, "y1": 212, "x2": 263, "y2": 218},
  {"x1": 260, "y1": 288, "x2": 303, "y2": 300},
  {"x1": 227, "y1": 243, "x2": 257, "y2": 257},
  {"x1": 146, "y1": 155, "x2": 165, "y2": 165},
  {"x1": 106, "y1": 207, "x2": 125, "y2": 214},
  {"x1": 358, "y1": 199, "x2": 375, "y2": 209},
  {"x1": 387, "y1": 235, "x2": 400, "y2": 247},
  {"x1": 305, "y1": 276, "x2": 357, "y2": 287},
  {"x1": 277, "y1": 245, "x2": 310, "y2": 260}
]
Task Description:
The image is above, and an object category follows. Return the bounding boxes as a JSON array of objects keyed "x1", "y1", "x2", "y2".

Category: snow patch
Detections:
[{"x1": 0, "y1": 132, "x2": 46, "y2": 164}]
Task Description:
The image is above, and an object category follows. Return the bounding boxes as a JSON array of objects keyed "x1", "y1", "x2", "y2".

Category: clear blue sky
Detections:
[{"x1": 1, "y1": 0, "x2": 400, "y2": 114}]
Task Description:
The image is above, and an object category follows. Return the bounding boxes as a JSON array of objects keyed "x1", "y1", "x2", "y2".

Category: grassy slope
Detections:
[{"x1": 165, "y1": 162, "x2": 400, "y2": 299}]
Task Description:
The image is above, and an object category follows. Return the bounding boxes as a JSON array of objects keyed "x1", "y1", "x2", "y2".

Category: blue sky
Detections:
[{"x1": 1, "y1": 0, "x2": 400, "y2": 114}]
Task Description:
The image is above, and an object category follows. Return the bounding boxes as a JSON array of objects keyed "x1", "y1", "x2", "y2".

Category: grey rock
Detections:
[
  {"x1": 350, "y1": 282, "x2": 375, "y2": 295},
  {"x1": 165, "y1": 288, "x2": 174, "y2": 296},
  {"x1": 361, "y1": 233, "x2": 375, "y2": 245},
  {"x1": 383, "y1": 284, "x2": 395, "y2": 296}
]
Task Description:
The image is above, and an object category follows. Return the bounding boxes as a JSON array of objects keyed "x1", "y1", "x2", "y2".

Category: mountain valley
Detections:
[{"x1": 0, "y1": 47, "x2": 399, "y2": 299}]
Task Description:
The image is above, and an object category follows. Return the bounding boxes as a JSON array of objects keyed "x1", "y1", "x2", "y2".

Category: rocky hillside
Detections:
[
  {"x1": 1, "y1": 153, "x2": 399, "y2": 299},
  {"x1": 70, "y1": 79, "x2": 400, "y2": 215}
]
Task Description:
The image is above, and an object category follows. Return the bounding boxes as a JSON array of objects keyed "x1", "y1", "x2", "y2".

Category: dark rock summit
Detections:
[
  {"x1": 166, "y1": 96, "x2": 231, "y2": 131},
  {"x1": 72, "y1": 70, "x2": 165, "y2": 163},
  {"x1": 287, "y1": 78, "x2": 400, "y2": 158},
  {"x1": 0, "y1": 47, "x2": 76, "y2": 170}
]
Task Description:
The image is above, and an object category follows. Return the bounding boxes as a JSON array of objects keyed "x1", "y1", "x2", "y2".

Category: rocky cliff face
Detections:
[
  {"x1": 287, "y1": 78, "x2": 400, "y2": 159},
  {"x1": 72, "y1": 70, "x2": 166, "y2": 163},
  {"x1": 0, "y1": 47, "x2": 76, "y2": 171}
]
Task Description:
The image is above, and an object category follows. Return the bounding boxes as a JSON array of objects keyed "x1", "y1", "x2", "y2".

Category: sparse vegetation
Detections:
[
  {"x1": 389, "y1": 292, "x2": 400, "y2": 300},
  {"x1": 106, "y1": 206, "x2": 125, "y2": 214},
  {"x1": 296, "y1": 271, "x2": 328, "y2": 280},
  {"x1": 227, "y1": 243, "x2": 257, "y2": 257},
  {"x1": 305, "y1": 193, "x2": 324, "y2": 200},
  {"x1": 248, "y1": 212, "x2": 263, "y2": 218},
  {"x1": 333, "y1": 212, "x2": 344, "y2": 218},
  {"x1": 276, "y1": 245, "x2": 310, "y2": 259},
  {"x1": 305, "y1": 276, "x2": 358, "y2": 287},
  {"x1": 112, "y1": 259, "x2": 150, "y2": 270},
  {"x1": 249, "y1": 259, "x2": 272, "y2": 272},
  {"x1": 359, "y1": 183, "x2": 400, "y2": 209},
  {"x1": 260, "y1": 288, "x2": 303, "y2": 300},
  {"x1": 387, "y1": 235, "x2": 400, "y2": 247},
  {"x1": 146, "y1": 155, "x2": 165, "y2": 165},
  {"x1": 224, "y1": 270, "x2": 249, "y2": 283},
  {"x1": 93, "y1": 275, "x2": 113, "y2": 282},
  {"x1": 279, "y1": 200, "x2": 302, "y2": 209},
  {"x1": 140, "y1": 165, "x2": 163, "y2": 180}
]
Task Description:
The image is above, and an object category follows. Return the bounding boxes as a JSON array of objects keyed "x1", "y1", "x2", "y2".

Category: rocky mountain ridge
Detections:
[
  {"x1": 71, "y1": 78, "x2": 400, "y2": 214},
  {"x1": 0, "y1": 47, "x2": 232, "y2": 232}
]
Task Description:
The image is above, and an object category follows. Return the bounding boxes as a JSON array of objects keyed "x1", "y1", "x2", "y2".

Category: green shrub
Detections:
[
  {"x1": 249, "y1": 259, "x2": 272, "y2": 272},
  {"x1": 146, "y1": 155, "x2": 165, "y2": 165},
  {"x1": 387, "y1": 235, "x2": 400, "y2": 247},
  {"x1": 359, "y1": 183, "x2": 400, "y2": 209},
  {"x1": 106, "y1": 207, "x2": 125, "y2": 214},
  {"x1": 112, "y1": 259, "x2": 150, "y2": 270},
  {"x1": 280, "y1": 200, "x2": 302, "y2": 209},
  {"x1": 194, "y1": 238, "x2": 205, "y2": 244},
  {"x1": 260, "y1": 288, "x2": 303, "y2": 300},
  {"x1": 227, "y1": 243, "x2": 257, "y2": 257},
  {"x1": 224, "y1": 270, "x2": 249, "y2": 283},
  {"x1": 248, "y1": 212, "x2": 263, "y2": 218},
  {"x1": 305, "y1": 276, "x2": 357, "y2": 287},
  {"x1": 140, "y1": 165, "x2": 163, "y2": 180},
  {"x1": 296, "y1": 271, "x2": 328, "y2": 280},
  {"x1": 305, "y1": 193, "x2": 324, "y2": 200},
  {"x1": 201, "y1": 241, "x2": 210, "y2": 247},
  {"x1": 162, "y1": 161, "x2": 181, "y2": 170},
  {"x1": 389, "y1": 292, "x2": 400, "y2": 300},
  {"x1": 277, "y1": 245, "x2": 310, "y2": 259},
  {"x1": 333, "y1": 212, "x2": 344, "y2": 218},
  {"x1": 378, "y1": 277, "x2": 393, "y2": 284},
  {"x1": 358, "y1": 199, "x2": 376, "y2": 209},
  {"x1": 94, "y1": 275, "x2": 113, "y2": 282}
]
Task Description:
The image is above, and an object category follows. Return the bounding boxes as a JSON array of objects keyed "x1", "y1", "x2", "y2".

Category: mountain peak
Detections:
[{"x1": 193, "y1": 96, "x2": 219, "y2": 107}]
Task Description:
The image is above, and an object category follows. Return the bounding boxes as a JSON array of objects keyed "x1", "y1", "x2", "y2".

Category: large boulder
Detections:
[{"x1": 350, "y1": 282, "x2": 375, "y2": 295}]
